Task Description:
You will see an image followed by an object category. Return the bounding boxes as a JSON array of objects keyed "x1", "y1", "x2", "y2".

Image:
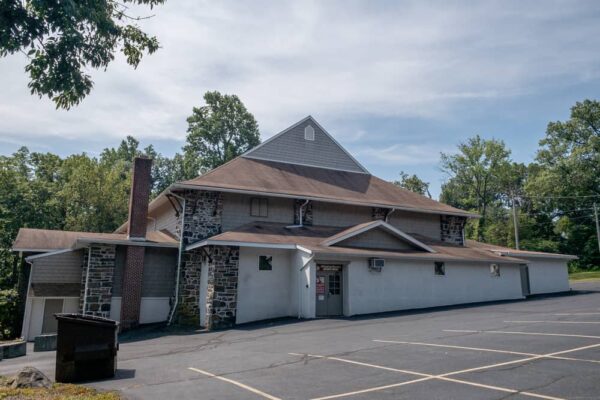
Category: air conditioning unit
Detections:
[{"x1": 368, "y1": 258, "x2": 385, "y2": 272}]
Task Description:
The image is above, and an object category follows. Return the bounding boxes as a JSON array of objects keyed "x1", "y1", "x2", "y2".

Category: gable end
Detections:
[{"x1": 243, "y1": 116, "x2": 369, "y2": 174}]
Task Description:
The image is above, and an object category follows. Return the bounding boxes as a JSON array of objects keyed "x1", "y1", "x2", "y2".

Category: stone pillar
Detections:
[
  {"x1": 206, "y1": 246, "x2": 239, "y2": 330},
  {"x1": 177, "y1": 248, "x2": 203, "y2": 325},
  {"x1": 79, "y1": 244, "x2": 116, "y2": 318},
  {"x1": 182, "y1": 190, "x2": 223, "y2": 246},
  {"x1": 372, "y1": 207, "x2": 388, "y2": 220},
  {"x1": 440, "y1": 215, "x2": 467, "y2": 246},
  {"x1": 294, "y1": 200, "x2": 313, "y2": 225}
]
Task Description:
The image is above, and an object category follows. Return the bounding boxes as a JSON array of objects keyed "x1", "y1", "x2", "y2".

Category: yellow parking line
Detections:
[
  {"x1": 188, "y1": 367, "x2": 281, "y2": 400},
  {"x1": 310, "y1": 377, "x2": 432, "y2": 400}
]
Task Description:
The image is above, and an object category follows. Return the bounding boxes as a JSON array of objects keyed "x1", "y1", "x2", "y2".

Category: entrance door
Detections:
[
  {"x1": 520, "y1": 265, "x2": 531, "y2": 296},
  {"x1": 41, "y1": 299, "x2": 63, "y2": 334},
  {"x1": 316, "y1": 265, "x2": 343, "y2": 316}
]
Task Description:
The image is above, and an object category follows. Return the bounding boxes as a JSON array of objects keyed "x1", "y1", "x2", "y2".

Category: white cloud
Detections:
[{"x1": 1, "y1": 0, "x2": 599, "y2": 147}]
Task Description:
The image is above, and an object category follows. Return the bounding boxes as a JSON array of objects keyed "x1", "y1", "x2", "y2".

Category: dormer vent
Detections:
[{"x1": 304, "y1": 125, "x2": 315, "y2": 141}]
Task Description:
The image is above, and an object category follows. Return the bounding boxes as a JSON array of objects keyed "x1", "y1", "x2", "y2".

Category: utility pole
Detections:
[
  {"x1": 594, "y1": 202, "x2": 600, "y2": 253},
  {"x1": 512, "y1": 195, "x2": 520, "y2": 250}
]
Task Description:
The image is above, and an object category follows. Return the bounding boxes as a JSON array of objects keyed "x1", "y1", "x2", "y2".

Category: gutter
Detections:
[
  {"x1": 286, "y1": 199, "x2": 310, "y2": 229},
  {"x1": 20, "y1": 257, "x2": 34, "y2": 340},
  {"x1": 168, "y1": 192, "x2": 186, "y2": 325}
]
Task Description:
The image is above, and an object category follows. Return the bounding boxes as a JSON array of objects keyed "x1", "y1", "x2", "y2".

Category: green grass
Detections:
[
  {"x1": 569, "y1": 270, "x2": 600, "y2": 281},
  {"x1": 0, "y1": 380, "x2": 121, "y2": 400}
]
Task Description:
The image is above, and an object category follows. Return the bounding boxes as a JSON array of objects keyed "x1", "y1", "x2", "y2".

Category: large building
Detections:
[{"x1": 13, "y1": 117, "x2": 576, "y2": 341}]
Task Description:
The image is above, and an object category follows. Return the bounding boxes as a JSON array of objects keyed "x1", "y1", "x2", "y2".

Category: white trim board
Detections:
[{"x1": 322, "y1": 220, "x2": 436, "y2": 253}]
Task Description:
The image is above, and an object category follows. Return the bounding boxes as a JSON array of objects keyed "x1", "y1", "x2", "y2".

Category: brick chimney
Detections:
[{"x1": 121, "y1": 157, "x2": 152, "y2": 330}]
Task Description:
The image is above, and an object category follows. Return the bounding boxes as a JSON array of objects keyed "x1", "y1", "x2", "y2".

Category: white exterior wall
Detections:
[
  {"x1": 526, "y1": 259, "x2": 570, "y2": 294},
  {"x1": 343, "y1": 259, "x2": 523, "y2": 316},
  {"x1": 109, "y1": 297, "x2": 171, "y2": 324},
  {"x1": 25, "y1": 297, "x2": 79, "y2": 341},
  {"x1": 236, "y1": 248, "x2": 295, "y2": 324},
  {"x1": 293, "y1": 249, "x2": 315, "y2": 319}
]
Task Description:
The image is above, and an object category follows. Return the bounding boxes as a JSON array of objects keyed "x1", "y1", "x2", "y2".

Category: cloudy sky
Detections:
[{"x1": 1, "y1": 1, "x2": 600, "y2": 197}]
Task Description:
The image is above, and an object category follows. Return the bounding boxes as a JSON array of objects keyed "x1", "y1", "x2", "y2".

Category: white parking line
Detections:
[
  {"x1": 505, "y1": 320, "x2": 600, "y2": 325},
  {"x1": 188, "y1": 367, "x2": 281, "y2": 400},
  {"x1": 292, "y1": 342, "x2": 600, "y2": 400},
  {"x1": 444, "y1": 329, "x2": 600, "y2": 339},
  {"x1": 373, "y1": 339, "x2": 600, "y2": 364},
  {"x1": 289, "y1": 353, "x2": 569, "y2": 399},
  {"x1": 554, "y1": 312, "x2": 600, "y2": 316}
]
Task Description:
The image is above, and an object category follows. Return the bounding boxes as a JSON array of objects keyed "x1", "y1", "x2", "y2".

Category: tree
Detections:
[
  {"x1": 526, "y1": 99, "x2": 600, "y2": 268},
  {"x1": 0, "y1": 0, "x2": 164, "y2": 109},
  {"x1": 393, "y1": 171, "x2": 431, "y2": 198},
  {"x1": 184, "y1": 91, "x2": 261, "y2": 171},
  {"x1": 440, "y1": 135, "x2": 512, "y2": 241}
]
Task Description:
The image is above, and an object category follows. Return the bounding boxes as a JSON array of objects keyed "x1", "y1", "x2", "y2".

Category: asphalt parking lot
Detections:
[{"x1": 2, "y1": 280, "x2": 600, "y2": 399}]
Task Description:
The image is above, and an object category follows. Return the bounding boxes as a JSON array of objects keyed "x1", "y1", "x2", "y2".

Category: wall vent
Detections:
[{"x1": 304, "y1": 125, "x2": 315, "y2": 141}]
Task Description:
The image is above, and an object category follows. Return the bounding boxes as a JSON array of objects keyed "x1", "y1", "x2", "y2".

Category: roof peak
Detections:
[{"x1": 242, "y1": 116, "x2": 370, "y2": 174}]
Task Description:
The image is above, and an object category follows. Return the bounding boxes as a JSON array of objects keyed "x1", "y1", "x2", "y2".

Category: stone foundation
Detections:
[
  {"x1": 441, "y1": 215, "x2": 467, "y2": 246},
  {"x1": 79, "y1": 244, "x2": 116, "y2": 318},
  {"x1": 205, "y1": 246, "x2": 239, "y2": 330}
]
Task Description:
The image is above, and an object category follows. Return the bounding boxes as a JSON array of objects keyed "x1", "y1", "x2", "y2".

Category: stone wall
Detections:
[
  {"x1": 177, "y1": 248, "x2": 203, "y2": 325},
  {"x1": 205, "y1": 246, "x2": 239, "y2": 330},
  {"x1": 79, "y1": 244, "x2": 116, "y2": 318},
  {"x1": 182, "y1": 190, "x2": 223, "y2": 245},
  {"x1": 293, "y1": 200, "x2": 313, "y2": 225},
  {"x1": 440, "y1": 215, "x2": 467, "y2": 246},
  {"x1": 372, "y1": 207, "x2": 388, "y2": 220}
]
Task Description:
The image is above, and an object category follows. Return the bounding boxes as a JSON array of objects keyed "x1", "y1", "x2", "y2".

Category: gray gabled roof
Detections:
[{"x1": 243, "y1": 116, "x2": 369, "y2": 174}]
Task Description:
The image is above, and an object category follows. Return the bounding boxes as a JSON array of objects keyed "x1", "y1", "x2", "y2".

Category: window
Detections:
[
  {"x1": 304, "y1": 125, "x2": 315, "y2": 141},
  {"x1": 259, "y1": 255, "x2": 273, "y2": 271},
  {"x1": 434, "y1": 261, "x2": 445, "y2": 276},
  {"x1": 490, "y1": 263, "x2": 500, "y2": 277},
  {"x1": 250, "y1": 197, "x2": 268, "y2": 217}
]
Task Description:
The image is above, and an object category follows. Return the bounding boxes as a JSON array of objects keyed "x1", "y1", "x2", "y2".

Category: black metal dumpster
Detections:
[{"x1": 55, "y1": 314, "x2": 119, "y2": 382}]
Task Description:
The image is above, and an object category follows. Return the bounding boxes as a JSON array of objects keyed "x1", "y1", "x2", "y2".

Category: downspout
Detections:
[
  {"x1": 168, "y1": 193, "x2": 186, "y2": 325},
  {"x1": 384, "y1": 208, "x2": 396, "y2": 222},
  {"x1": 287, "y1": 199, "x2": 310, "y2": 229},
  {"x1": 298, "y1": 251, "x2": 315, "y2": 319},
  {"x1": 21, "y1": 256, "x2": 34, "y2": 340},
  {"x1": 82, "y1": 247, "x2": 92, "y2": 315}
]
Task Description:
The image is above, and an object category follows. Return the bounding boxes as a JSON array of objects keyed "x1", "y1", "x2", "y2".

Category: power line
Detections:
[{"x1": 518, "y1": 194, "x2": 600, "y2": 200}]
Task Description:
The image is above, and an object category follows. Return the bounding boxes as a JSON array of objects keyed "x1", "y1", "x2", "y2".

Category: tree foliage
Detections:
[
  {"x1": 0, "y1": 0, "x2": 164, "y2": 109},
  {"x1": 184, "y1": 91, "x2": 260, "y2": 171},
  {"x1": 393, "y1": 171, "x2": 432, "y2": 198},
  {"x1": 440, "y1": 135, "x2": 513, "y2": 241}
]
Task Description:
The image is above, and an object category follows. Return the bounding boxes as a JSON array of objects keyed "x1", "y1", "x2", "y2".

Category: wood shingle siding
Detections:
[
  {"x1": 336, "y1": 228, "x2": 416, "y2": 251},
  {"x1": 148, "y1": 202, "x2": 181, "y2": 237},
  {"x1": 221, "y1": 193, "x2": 295, "y2": 231},
  {"x1": 113, "y1": 246, "x2": 177, "y2": 297},
  {"x1": 244, "y1": 118, "x2": 367, "y2": 173},
  {"x1": 31, "y1": 250, "x2": 83, "y2": 284},
  {"x1": 388, "y1": 211, "x2": 441, "y2": 240}
]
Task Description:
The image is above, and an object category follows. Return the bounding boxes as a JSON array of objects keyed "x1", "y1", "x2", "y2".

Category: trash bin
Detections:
[{"x1": 54, "y1": 313, "x2": 119, "y2": 383}]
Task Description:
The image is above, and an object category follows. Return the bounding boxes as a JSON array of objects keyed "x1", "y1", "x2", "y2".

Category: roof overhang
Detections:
[
  {"x1": 75, "y1": 238, "x2": 178, "y2": 248},
  {"x1": 492, "y1": 251, "x2": 578, "y2": 261},
  {"x1": 310, "y1": 249, "x2": 526, "y2": 264},
  {"x1": 25, "y1": 248, "x2": 78, "y2": 262},
  {"x1": 172, "y1": 183, "x2": 480, "y2": 219},
  {"x1": 187, "y1": 239, "x2": 300, "y2": 251}
]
